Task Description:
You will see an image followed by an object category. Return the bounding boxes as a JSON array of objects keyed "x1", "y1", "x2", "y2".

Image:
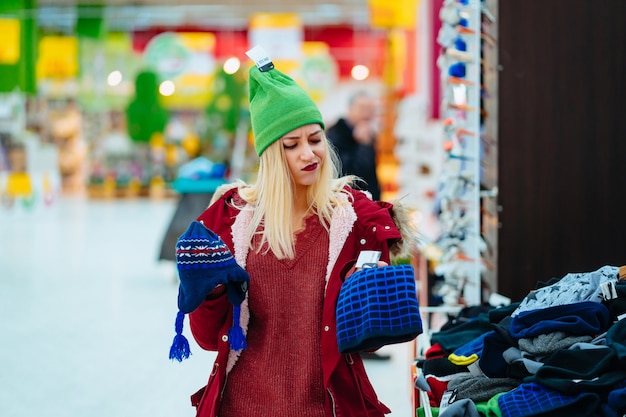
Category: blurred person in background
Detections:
[{"x1": 326, "y1": 91, "x2": 381, "y2": 202}]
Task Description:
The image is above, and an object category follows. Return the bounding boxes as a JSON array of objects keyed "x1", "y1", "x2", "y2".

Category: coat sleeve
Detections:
[
  {"x1": 350, "y1": 189, "x2": 402, "y2": 262},
  {"x1": 195, "y1": 186, "x2": 238, "y2": 237},
  {"x1": 189, "y1": 296, "x2": 231, "y2": 351}
]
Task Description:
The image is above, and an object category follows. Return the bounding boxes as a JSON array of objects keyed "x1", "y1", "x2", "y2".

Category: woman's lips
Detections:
[{"x1": 303, "y1": 163, "x2": 318, "y2": 172}]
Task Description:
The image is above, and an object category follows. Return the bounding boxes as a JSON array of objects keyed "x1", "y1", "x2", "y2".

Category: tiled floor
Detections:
[{"x1": 0, "y1": 195, "x2": 414, "y2": 417}]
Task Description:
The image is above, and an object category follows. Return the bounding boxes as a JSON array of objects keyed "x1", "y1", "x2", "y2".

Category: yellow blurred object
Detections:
[
  {"x1": 369, "y1": 0, "x2": 420, "y2": 29},
  {"x1": 149, "y1": 175, "x2": 167, "y2": 199},
  {"x1": 149, "y1": 132, "x2": 165, "y2": 148},
  {"x1": 385, "y1": 29, "x2": 407, "y2": 89},
  {"x1": 160, "y1": 73, "x2": 215, "y2": 109},
  {"x1": 151, "y1": 175, "x2": 164, "y2": 186},
  {"x1": 103, "y1": 174, "x2": 117, "y2": 198},
  {"x1": 148, "y1": 32, "x2": 217, "y2": 110},
  {"x1": 181, "y1": 133, "x2": 201, "y2": 157},
  {"x1": 37, "y1": 35, "x2": 78, "y2": 79},
  {"x1": 126, "y1": 176, "x2": 142, "y2": 197},
  {"x1": 0, "y1": 19, "x2": 20, "y2": 64},
  {"x1": 178, "y1": 31, "x2": 216, "y2": 51},
  {"x1": 249, "y1": 12, "x2": 302, "y2": 29},
  {"x1": 5, "y1": 172, "x2": 33, "y2": 197},
  {"x1": 165, "y1": 143, "x2": 178, "y2": 166}
]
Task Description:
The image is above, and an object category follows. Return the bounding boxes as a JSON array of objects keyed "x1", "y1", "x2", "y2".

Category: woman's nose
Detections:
[{"x1": 300, "y1": 145, "x2": 315, "y2": 159}]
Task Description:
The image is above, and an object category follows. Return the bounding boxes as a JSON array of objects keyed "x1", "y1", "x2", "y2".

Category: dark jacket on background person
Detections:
[{"x1": 327, "y1": 118, "x2": 381, "y2": 201}]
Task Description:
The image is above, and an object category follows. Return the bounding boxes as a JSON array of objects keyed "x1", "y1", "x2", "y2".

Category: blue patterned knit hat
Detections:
[
  {"x1": 169, "y1": 221, "x2": 250, "y2": 362},
  {"x1": 336, "y1": 264, "x2": 422, "y2": 354}
]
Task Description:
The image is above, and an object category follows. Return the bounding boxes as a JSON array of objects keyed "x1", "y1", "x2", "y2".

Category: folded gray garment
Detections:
[
  {"x1": 518, "y1": 331, "x2": 592, "y2": 356},
  {"x1": 447, "y1": 374, "x2": 519, "y2": 403}
]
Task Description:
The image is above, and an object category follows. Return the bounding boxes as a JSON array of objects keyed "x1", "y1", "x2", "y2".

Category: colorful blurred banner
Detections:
[
  {"x1": 78, "y1": 32, "x2": 142, "y2": 110},
  {"x1": 37, "y1": 36, "x2": 79, "y2": 80},
  {"x1": 299, "y1": 42, "x2": 338, "y2": 102},
  {"x1": 248, "y1": 13, "x2": 302, "y2": 77},
  {"x1": 0, "y1": 0, "x2": 37, "y2": 94},
  {"x1": 0, "y1": 19, "x2": 20, "y2": 64},
  {"x1": 143, "y1": 31, "x2": 216, "y2": 109},
  {"x1": 248, "y1": 13, "x2": 303, "y2": 61},
  {"x1": 369, "y1": 0, "x2": 420, "y2": 29}
]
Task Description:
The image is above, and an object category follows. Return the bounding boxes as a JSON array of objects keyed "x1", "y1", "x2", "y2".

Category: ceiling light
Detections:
[
  {"x1": 351, "y1": 64, "x2": 369, "y2": 81},
  {"x1": 223, "y1": 57, "x2": 240, "y2": 75},
  {"x1": 159, "y1": 80, "x2": 175, "y2": 96},
  {"x1": 107, "y1": 70, "x2": 122, "y2": 87}
]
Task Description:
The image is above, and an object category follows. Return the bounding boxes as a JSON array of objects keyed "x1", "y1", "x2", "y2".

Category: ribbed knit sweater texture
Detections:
[{"x1": 220, "y1": 215, "x2": 330, "y2": 417}]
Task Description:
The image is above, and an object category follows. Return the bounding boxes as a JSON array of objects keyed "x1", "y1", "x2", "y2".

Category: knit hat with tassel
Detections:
[{"x1": 169, "y1": 220, "x2": 250, "y2": 362}]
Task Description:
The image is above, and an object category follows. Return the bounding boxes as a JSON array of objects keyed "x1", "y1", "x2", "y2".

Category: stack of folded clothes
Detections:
[{"x1": 416, "y1": 265, "x2": 626, "y2": 417}]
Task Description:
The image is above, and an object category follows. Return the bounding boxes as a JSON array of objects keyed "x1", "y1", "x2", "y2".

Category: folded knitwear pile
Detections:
[{"x1": 416, "y1": 265, "x2": 626, "y2": 417}]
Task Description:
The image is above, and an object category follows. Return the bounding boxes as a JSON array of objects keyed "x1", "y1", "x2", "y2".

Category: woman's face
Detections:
[{"x1": 281, "y1": 123, "x2": 326, "y2": 189}]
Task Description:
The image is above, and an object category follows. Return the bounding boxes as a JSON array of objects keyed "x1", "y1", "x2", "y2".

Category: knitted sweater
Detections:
[{"x1": 220, "y1": 214, "x2": 329, "y2": 417}]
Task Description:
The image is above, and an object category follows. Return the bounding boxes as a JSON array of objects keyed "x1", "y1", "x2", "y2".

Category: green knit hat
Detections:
[{"x1": 247, "y1": 48, "x2": 324, "y2": 156}]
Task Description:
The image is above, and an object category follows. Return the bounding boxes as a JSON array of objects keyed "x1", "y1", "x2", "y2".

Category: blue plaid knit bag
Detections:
[{"x1": 336, "y1": 264, "x2": 422, "y2": 354}]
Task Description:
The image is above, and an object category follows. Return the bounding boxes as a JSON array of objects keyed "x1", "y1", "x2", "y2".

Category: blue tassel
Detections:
[
  {"x1": 169, "y1": 310, "x2": 191, "y2": 362},
  {"x1": 228, "y1": 305, "x2": 247, "y2": 352}
]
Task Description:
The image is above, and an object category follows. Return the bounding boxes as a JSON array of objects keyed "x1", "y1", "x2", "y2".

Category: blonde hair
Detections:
[{"x1": 238, "y1": 133, "x2": 354, "y2": 259}]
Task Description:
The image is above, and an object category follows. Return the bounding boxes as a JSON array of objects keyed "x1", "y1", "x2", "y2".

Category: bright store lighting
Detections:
[
  {"x1": 223, "y1": 57, "x2": 241, "y2": 74},
  {"x1": 107, "y1": 70, "x2": 123, "y2": 86},
  {"x1": 351, "y1": 64, "x2": 370, "y2": 81},
  {"x1": 159, "y1": 80, "x2": 176, "y2": 96}
]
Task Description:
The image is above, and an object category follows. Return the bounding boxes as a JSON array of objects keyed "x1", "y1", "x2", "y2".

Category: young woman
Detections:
[{"x1": 184, "y1": 51, "x2": 417, "y2": 417}]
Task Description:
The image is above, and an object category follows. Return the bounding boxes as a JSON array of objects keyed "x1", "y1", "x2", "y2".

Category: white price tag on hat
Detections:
[
  {"x1": 245, "y1": 45, "x2": 274, "y2": 72},
  {"x1": 356, "y1": 250, "x2": 381, "y2": 269}
]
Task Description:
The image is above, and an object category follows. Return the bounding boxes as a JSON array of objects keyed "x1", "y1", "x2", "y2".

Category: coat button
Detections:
[
  {"x1": 372, "y1": 226, "x2": 377, "y2": 232},
  {"x1": 324, "y1": 325, "x2": 330, "y2": 331},
  {"x1": 221, "y1": 335, "x2": 229, "y2": 342},
  {"x1": 360, "y1": 239, "x2": 366, "y2": 245},
  {"x1": 384, "y1": 225, "x2": 390, "y2": 230}
]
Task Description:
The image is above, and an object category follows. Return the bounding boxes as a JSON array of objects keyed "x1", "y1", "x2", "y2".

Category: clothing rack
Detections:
[{"x1": 432, "y1": 0, "x2": 498, "y2": 306}]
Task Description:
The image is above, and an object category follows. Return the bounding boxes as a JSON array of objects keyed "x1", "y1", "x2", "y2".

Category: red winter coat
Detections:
[{"x1": 188, "y1": 185, "x2": 407, "y2": 417}]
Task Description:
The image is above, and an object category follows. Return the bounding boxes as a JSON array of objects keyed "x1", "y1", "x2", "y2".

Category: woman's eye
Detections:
[{"x1": 283, "y1": 143, "x2": 297, "y2": 150}]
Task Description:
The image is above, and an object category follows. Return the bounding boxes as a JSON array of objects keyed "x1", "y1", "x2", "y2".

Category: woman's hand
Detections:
[
  {"x1": 356, "y1": 261, "x2": 389, "y2": 271},
  {"x1": 345, "y1": 261, "x2": 388, "y2": 279}
]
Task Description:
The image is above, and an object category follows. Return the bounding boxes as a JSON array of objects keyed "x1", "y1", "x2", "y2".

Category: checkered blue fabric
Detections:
[
  {"x1": 336, "y1": 264, "x2": 422, "y2": 354},
  {"x1": 497, "y1": 382, "x2": 601, "y2": 417}
]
